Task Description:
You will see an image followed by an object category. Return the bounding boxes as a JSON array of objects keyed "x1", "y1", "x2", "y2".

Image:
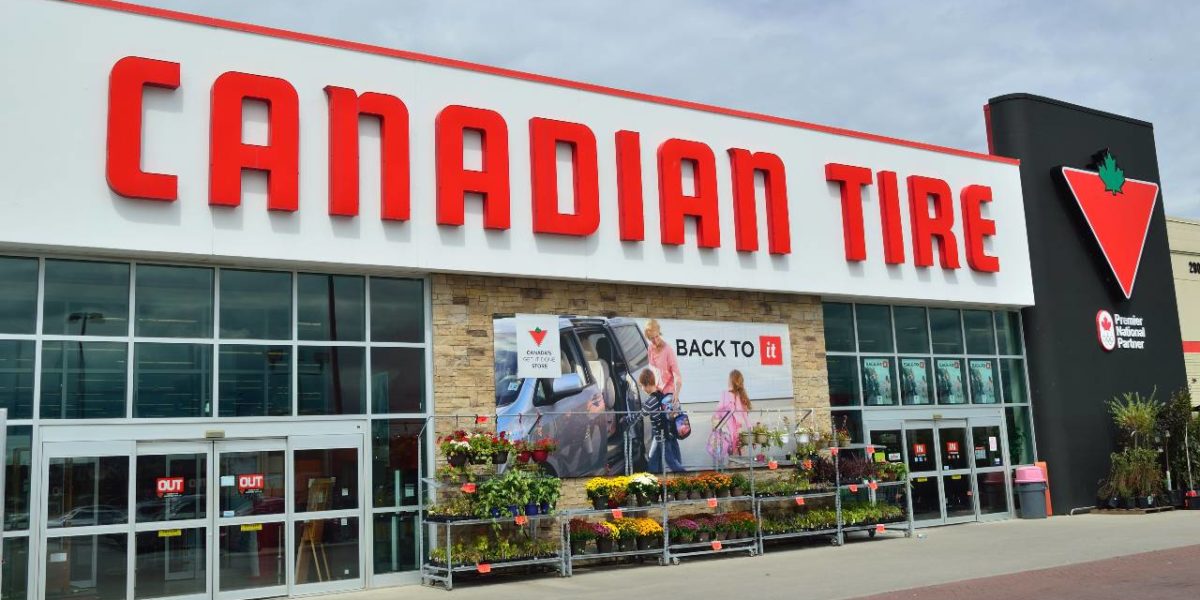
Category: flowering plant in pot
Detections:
[
  {"x1": 668, "y1": 518, "x2": 699, "y2": 544},
  {"x1": 466, "y1": 431, "x2": 499, "y2": 465},
  {"x1": 729, "y1": 473, "x2": 749, "y2": 497},
  {"x1": 512, "y1": 439, "x2": 533, "y2": 464},
  {"x1": 665, "y1": 477, "x2": 689, "y2": 501},
  {"x1": 595, "y1": 521, "x2": 619, "y2": 553},
  {"x1": 584, "y1": 477, "x2": 613, "y2": 510},
  {"x1": 491, "y1": 434, "x2": 513, "y2": 465},
  {"x1": 627, "y1": 472, "x2": 661, "y2": 505},
  {"x1": 612, "y1": 518, "x2": 639, "y2": 552},
  {"x1": 438, "y1": 431, "x2": 472, "y2": 467},
  {"x1": 632, "y1": 517, "x2": 664, "y2": 549},
  {"x1": 751, "y1": 422, "x2": 771, "y2": 445},
  {"x1": 531, "y1": 438, "x2": 558, "y2": 463}
]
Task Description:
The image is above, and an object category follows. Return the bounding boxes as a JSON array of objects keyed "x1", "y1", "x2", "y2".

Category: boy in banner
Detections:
[{"x1": 637, "y1": 369, "x2": 684, "y2": 473}]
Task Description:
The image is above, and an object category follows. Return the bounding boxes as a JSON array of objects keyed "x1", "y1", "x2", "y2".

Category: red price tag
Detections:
[
  {"x1": 875, "y1": 524, "x2": 886, "y2": 534},
  {"x1": 794, "y1": 496, "x2": 805, "y2": 506},
  {"x1": 866, "y1": 445, "x2": 875, "y2": 454},
  {"x1": 475, "y1": 415, "x2": 488, "y2": 424},
  {"x1": 711, "y1": 540, "x2": 722, "y2": 551},
  {"x1": 515, "y1": 515, "x2": 528, "y2": 525},
  {"x1": 460, "y1": 483, "x2": 476, "y2": 494},
  {"x1": 611, "y1": 509, "x2": 623, "y2": 519},
  {"x1": 830, "y1": 447, "x2": 839, "y2": 456},
  {"x1": 476, "y1": 563, "x2": 492, "y2": 574},
  {"x1": 868, "y1": 482, "x2": 878, "y2": 491},
  {"x1": 849, "y1": 484, "x2": 858, "y2": 492},
  {"x1": 707, "y1": 498, "x2": 718, "y2": 508},
  {"x1": 767, "y1": 460, "x2": 779, "y2": 470},
  {"x1": 802, "y1": 459, "x2": 813, "y2": 470}
]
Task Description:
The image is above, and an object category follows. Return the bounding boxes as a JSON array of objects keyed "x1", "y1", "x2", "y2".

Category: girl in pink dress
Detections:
[{"x1": 709, "y1": 370, "x2": 752, "y2": 461}]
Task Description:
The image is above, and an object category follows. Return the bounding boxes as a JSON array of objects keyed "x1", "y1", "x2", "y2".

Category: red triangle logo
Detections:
[
  {"x1": 528, "y1": 327, "x2": 548, "y2": 346},
  {"x1": 1061, "y1": 166, "x2": 1159, "y2": 299}
]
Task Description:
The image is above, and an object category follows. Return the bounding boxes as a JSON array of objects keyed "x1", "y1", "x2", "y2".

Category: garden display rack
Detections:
[
  {"x1": 561, "y1": 504, "x2": 667, "y2": 575},
  {"x1": 420, "y1": 511, "x2": 566, "y2": 591}
]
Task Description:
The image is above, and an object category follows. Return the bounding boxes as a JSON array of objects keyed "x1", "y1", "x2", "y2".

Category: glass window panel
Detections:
[
  {"x1": 45, "y1": 534, "x2": 127, "y2": 600},
  {"x1": 826, "y1": 356, "x2": 860, "y2": 407},
  {"x1": 822, "y1": 303, "x2": 855, "y2": 352},
  {"x1": 2, "y1": 537, "x2": 29, "y2": 600},
  {"x1": 371, "y1": 347, "x2": 424, "y2": 414},
  {"x1": 860, "y1": 357, "x2": 897, "y2": 406},
  {"x1": 934, "y1": 358, "x2": 967, "y2": 405},
  {"x1": 0, "y1": 256, "x2": 38, "y2": 334},
  {"x1": 370, "y1": 277, "x2": 424, "y2": 343},
  {"x1": 297, "y1": 274, "x2": 365, "y2": 341},
  {"x1": 218, "y1": 450, "x2": 285, "y2": 517},
  {"x1": 910, "y1": 476, "x2": 940, "y2": 521},
  {"x1": 219, "y1": 270, "x2": 291, "y2": 340},
  {"x1": 854, "y1": 304, "x2": 894, "y2": 353},
  {"x1": 938, "y1": 426, "x2": 969, "y2": 470},
  {"x1": 944, "y1": 473, "x2": 974, "y2": 518},
  {"x1": 996, "y1": 311, "x2": 1024, "y2": 355},
  {"x1": 977, "y1": 472, "x2": 1009, "y2": 515},
  {"x1": 906, "y1": 427, "x2": 935, "y2": 472},
  {"x1": 372, "y1": 420, "x2": 423, "y2": 508},
  {"x1": 135, "y1": 265, "x2": 213, "y2": 338},
  {"x1": 893, "y1": 306, "x2": 929, "y2": 354},
  {"x1": 298, "y1": 346, "x2": 365, "y2": 415},
  {"x1": 46, "y1": 455, "x2": 129, "y2": 527},
  {"x1": 373, "y1": 512, "x2": 419, "y2": 574},
  {"x1": 43, "y1": 260, "x2": 130, "y2": 336},
  {"x1": 294, "y1": 518, "x2": 359, "y2": 585},
  {"x1": 899, "y1": 357, "x2": 933, "y2": 405},
  {"x1": 0, "y1": 340, "x2": 34, "y2": 419},
  {"x1": 968, "y1": 359, "x2": 1000, "y2": 404},
  {"x1": 294, "y1": 448, "x2": 359, "y2": 512},
  {"x1": 1001, "y1": 358, "x2": 1029, "y2": 404},
  {"x1": 218, "y1": 522, "x2": 285, "y2": 591},
  {"x1": 831, "y1": 410, "x2": 862, "y2": 445},
  {"x1": 1005, "y1": 406, "x2": 1036, "y2": 465},
  {"x1": 929, "y1": 308, "x2": 963, "y2": 354},
  {"x1": 5, "y1": 426, "x2": 31, "y2": 531},
  {"x1": 963, "y1": 310, "x2": 996, "y2": 355},
  {"x1": 135, "y1": 453, "x2": 207, "y2": 522},
  {"x1": 218, "y1": 345, "x2": 291, "y2": 417},
  {"x1": 40, "y1": 341, "x2": 127, "y2": 419},
  {"x1": 134, "y1": 343, "x2": 213, "y2": 418},
  {"x1": 972, "y1": 425, "x2": 1005, "y2": 468},
  {"x1": 134, "y1": 528, "x2": 207, "y2": 599}
]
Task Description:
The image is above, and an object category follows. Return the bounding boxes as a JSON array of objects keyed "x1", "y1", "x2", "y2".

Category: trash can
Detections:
[{"x1": 1015, "y1": 466, "x2": 1048, "y2": 519}]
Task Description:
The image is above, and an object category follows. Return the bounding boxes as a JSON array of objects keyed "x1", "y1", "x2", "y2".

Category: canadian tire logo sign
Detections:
[{"x1": 1061, "y1": 151, "x2": 1160, "y2": 299}]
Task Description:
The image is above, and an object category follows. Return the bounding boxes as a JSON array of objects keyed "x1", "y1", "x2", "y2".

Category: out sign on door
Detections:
[
  {"x1": 238, "y1": 473, "x2": 265, "y2": 494},
  {"x1": 156, "y1": 477, "x2": 184, "y2": 498}
]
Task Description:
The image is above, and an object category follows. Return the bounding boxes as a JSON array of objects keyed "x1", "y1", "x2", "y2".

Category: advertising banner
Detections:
[
  {"x1": 968, "y1": 359, "x2": 997, "y2": 404},
  {"x1": 935, "y1": 359, "x2": 965, "y2": 404},
  {"x1": 514, "y1": 314, "x2": 561, "y2": 378},
  {"x1": 900, "y1": 358, "x2": 931, "y2": 405},
  {"x1": 861, "y1": 358, "x2": 894, "y2": 405},
  {"x1": 493, "y1": 315, "x2": 793, "y2": 477}
]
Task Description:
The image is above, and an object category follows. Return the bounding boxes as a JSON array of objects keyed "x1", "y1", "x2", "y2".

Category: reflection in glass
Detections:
[
  {"x1": 899, "y1": 358, "x2": 933, "y2": 405},
  {"x1": 373, "y1": 512, "x2": 419, "y2": 574},
  {"x1": 5, "y1": 426, "x2": 31, "y2": 531},
  {"x1": 868, "y1": 429, "x2": 903, "y2": 463},
  {"x1": 46, "y1": 456, "x2": 128, "y2": 528},
  {"x1": 855, "y1": 304, "x2": 894, "y2": 353},
  {"x1": 1006, "y1": 406, "x2": 1036, "y2": 465},
  {"x1": 135, "y1": 453, "x2": 206, "y2": 522},
  {"x1": 2, "y1": 537, "x2": 29, "y2": 600},
  {"x1": 220, "y1": 270, "x2": 292, "y2": 340},
  {"x1": 370, "y1": 278, "x2": 424, "y2": 342},
  {"x1": 218, "y1": 451, "x2": 285, "y2": 517},
  {"x1": 298, "y1": 346, "x2": 365, "y2": 415},
  {"x1": 40, "y1": 341, "x2": 128, "y2": 419},
  {"x1": 934, "y1": 358, "x2": 966, "y2": 405},
  {"x1": 968, "y1": 359, "x2": 1000, "y2": 404},
  {"x1": 861, "y1": 357, "x2": 896, "y2": 406},
  {"x1": 822, "y1": 303, "x2": 855, "y2": 352},
  {"x1": 218, "y1": 345, "x2": 291, "y2": 417},
  {"x1": 372, "y1": 420, "x2": 423, "y2": 508},
  {"x1": 219, "y1": 522, "x2": 285, "y2": 592},
  {"x1": 298, "y1": 274, "x2": 365, "y2": 341},
  {"x1": 135, "y1": 528, "x2": 207, "y2": 598},
  {"x1": 294, "y1": 518, "x2": 360, "y2": 585},
  {"x1": 371, "y1": 347, "x2": 424, "y2": 414},
  {"x1": 977, "y1": 472, "x2": 1009, "y2": 515},
  {"x1": 134, "y1": 343, "x2": 212, "y2": 418},
  {"x1": 1000, "y1": 358, "x2": 1029, "y2": 404},
  {"x1": 929, "y1": 308, "x2": 963, "y2": 354},
  {"x1": 893, "y1": 306, "x2": 929, "y2": 354},
  {"x1": 294, "y1": 448, "x2": 359, "y2": 512},
  {"x1": 944, "y1": 474, "x2": 974, "y2": 518},
  {"x1": 43, "y1": 260, "x2": 129, "y2": 336},
  {"x1": 963, "y1": 309, "x2": 996, "y2": 355},
  {"x1": 910, "y1": 476, "x2": 940, "y2": 521},
  {"x1": 135, "y1": 265, "x2": 213, "y2": 338},
  {"x1": 45, "y1": 534, "x2": 128, "y2": 600},
  {"x1": 995, "y1": 311, "x2": 1024, "y2": 355},
  {"x1": 831, "y1": 410, "x2": 862, "y2": 445},
  {"x1": 826, "y1": 356, "x2": 859, "y2": 407},
  {"x1": 0, "y1": 340, "x2": 34, "y2": 419},
  {"x1": 0, "y1": 256, "x2": 38, "y2": 334}
]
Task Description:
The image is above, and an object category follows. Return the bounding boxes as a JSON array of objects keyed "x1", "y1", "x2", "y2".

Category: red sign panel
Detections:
[
  {"x1": 946, "y1": 441, "x2": 960, "y2": 454},
  {"x1": 913, "y1": 443, "x2": 927, "y2": 456},
  {"x1": 238, "y1": 473, "x2": 265, "y2": 494},
  {"x1": 759, "y1": 336, "x2": 784, "y2": 366},
  {"x1": 156, "y1": 476, "x2": 184, "y2": 498}
]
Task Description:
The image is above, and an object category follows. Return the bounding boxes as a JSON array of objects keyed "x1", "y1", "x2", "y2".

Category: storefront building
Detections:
[
  {"x1": 0, "y1": 1, "x2": 1187, "y2": 599},
  {"x1": 1167, "y1": 216, "x2": 1200, "y2": 400}
]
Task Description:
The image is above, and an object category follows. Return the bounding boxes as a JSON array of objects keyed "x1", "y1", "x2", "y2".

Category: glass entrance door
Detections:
[{"x1": 214, "y1": 439, "x2": 287, "y2": 600}]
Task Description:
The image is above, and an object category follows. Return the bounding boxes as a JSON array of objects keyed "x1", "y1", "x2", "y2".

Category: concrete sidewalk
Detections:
[{"x1": 333, "y1": 512, "x2": 1200, "y2": 600}]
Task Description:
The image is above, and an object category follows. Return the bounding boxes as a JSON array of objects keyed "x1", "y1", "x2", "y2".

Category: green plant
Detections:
[{"x1": 1109, "y1": 389, "x2": 1160, "y2": 449}]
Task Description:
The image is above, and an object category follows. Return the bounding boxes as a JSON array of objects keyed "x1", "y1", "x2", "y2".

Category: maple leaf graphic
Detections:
[
  {"x1": 1097, "y1": 151, "x2": 1125, "y2": 195},
  {"x1": 1101, "y1": 316, "x2": 1112, "y2": 331}
]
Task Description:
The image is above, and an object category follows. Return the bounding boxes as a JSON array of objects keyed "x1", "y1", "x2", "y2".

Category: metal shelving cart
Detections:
[
  {"x1": 754, "y1": 489, "x2": 840, "y2": 554},
  {"x1": 420, "y1": 512, "x2": 566, "y2": 590},
  {"x1": 561, "y1": 504, "x2": 669, "y2": 575},
  {"x1": 663, "y1": 495, "x2": 758, "y2": 564}
]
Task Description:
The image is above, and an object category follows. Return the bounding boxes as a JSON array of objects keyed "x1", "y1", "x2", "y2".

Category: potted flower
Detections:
[
  {"x1": 752, "y1": 422, "x2": 770, "y2": 445},
  {"x1": 568, "y1": 518, "x2": 595, "y2": 555},
  {"x1": 669, "y1": 518, "x2": 699, "y2": 544},
  {"x1": 628, "y1": 472, "x2": 660, "y2": 505},
  {"x1": 666, "y1": 477, "x2": 688, "y2": 501},
  {"x1": 633, "y1": 517, "x2": 664, "y2": 550},
  {"x1": 694, "y1": 517, "x2": 714, "y2": 542},
  {"x1": 512, "y1": 439, "x2": 533, "y2": 464},
  {"x1": 712, "y1": 473, "x2": 733, "y2": 498},
  {"x1": 531, "y1": 438, "x2": 557, "y2": 463},
  {"x1": 467, "y1": 431, "x2": 495, "y2": 465},
  {"x1": 491, "y1": 434, "x2": 513, "y2": 465},
  {"x1": 729, "y1": 473, "x2": 749, "y2": 497},
  {"x1": 438, "y1": 431, "x2": 471, "y2": 467},
  {"x1": 612, "y1": 518, "x2": 638, "y2": 552},
  {"x1": 595, "y1": 521, "x2": 619, "y2": 553},
  {"x1": 530, "y1": 474, "x2": 561, "y2": 514},
  {"x1": 585, "y1": 477, "x2": 612, "y2": 510}
]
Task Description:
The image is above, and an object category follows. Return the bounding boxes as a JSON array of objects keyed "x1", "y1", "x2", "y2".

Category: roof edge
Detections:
[{"x1": 988, "y1": 93, "x2": 1153, "y2": 129}]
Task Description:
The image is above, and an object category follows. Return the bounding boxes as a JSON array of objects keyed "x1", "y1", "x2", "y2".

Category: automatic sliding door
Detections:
[
  {"x1": 134, "y1": 442, "x2": 211, "y2": 600},
  {"x1": 215, "y1": 440, "x2": 287, "y2": 600},
  {"x1": 291, "y1": 435, "x2": 363, "y2": 596}
]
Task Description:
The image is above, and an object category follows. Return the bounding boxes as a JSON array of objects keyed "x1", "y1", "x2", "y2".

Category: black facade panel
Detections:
[{"x1": 986, "y1": 94, "x2": 1186, "y2": 511}]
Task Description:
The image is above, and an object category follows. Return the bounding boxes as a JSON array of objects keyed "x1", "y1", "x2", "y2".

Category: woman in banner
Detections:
[
  {"x1": 643, "y1": 319, "x2": 684, "y2": 470},
  {"x1": 708, "y1": 369, "x2": 752, "y2": 463}
]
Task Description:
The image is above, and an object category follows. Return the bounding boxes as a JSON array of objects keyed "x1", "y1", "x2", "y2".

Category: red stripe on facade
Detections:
[
  {"x1": 65, "y1": 0, "x2": 1020, "y2": 166},
  {"x1": 1183, "y1": 341, "x2": 1200, "y2": 353}
]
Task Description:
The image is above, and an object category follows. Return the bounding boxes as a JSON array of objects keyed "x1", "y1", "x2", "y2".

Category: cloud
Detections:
[{"x1": 140, "y1": 0, "x2": 1200, "y2": 217}]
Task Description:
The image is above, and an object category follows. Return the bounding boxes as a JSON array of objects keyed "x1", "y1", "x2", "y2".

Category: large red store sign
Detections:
[{"x1": 0, "y1": 0, "x2": 1035, "y2": 306}]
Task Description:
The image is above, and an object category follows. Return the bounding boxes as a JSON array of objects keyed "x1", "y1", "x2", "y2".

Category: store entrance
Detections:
[
  {"x1": 865, "y1": 412, "x2": 1011, "y2": 527},
  {"x1": 40, "y1": 434, "x2": 364, "y2": 600}
]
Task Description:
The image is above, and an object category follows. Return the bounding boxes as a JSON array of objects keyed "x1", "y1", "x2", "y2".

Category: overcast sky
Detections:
[{"x1": 140, "y1": 0, "x2": 1200, "y2": 218}]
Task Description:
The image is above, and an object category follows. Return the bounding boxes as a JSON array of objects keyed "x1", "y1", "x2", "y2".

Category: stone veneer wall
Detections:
[{"x1": 430, "y1": 273, "x2": 830, "y2": 508}]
